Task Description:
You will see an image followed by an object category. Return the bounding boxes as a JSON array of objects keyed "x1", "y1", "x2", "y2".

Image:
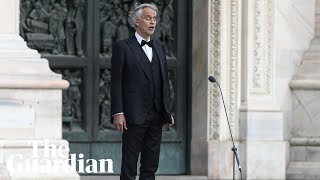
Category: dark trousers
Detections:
[{"x1": 120, "y1": 107, "x2": 163, "y2": 180}]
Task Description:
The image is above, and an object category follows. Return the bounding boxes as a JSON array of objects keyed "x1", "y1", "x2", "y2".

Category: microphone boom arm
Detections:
[
  {"x1": 209, "y1": 76, "x2": 242, "y2": 180},
  {"x1": 215, "y1": 81, "x2": 241, "y2": 172}
]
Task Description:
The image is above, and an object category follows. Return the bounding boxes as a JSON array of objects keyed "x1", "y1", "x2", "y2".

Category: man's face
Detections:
[{"x1": 135, "y1": 7, "x2": 157, "y2": 39}]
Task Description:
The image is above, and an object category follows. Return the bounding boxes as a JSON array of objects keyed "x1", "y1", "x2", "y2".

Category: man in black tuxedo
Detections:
[{"x1": 111, "y1": 3, "x2": 174, "y2": 180}]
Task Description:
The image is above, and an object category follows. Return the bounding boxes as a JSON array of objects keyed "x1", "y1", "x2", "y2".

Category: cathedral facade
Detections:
[{"x1": 0, "y1": 0, "x2": 319, "y2": 179}]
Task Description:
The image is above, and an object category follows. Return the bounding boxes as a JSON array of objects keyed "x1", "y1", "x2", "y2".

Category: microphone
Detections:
[
  {"x1": 208, "y1": 76, "x2": 216, "y2": 83},
  {"x1": 208, "y1": 76, "x2": 242, "y2": 179}
]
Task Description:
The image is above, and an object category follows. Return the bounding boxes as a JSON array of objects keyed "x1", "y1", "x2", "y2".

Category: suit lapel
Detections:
[
  {"x1": 128, "y1": 36, "x2": 152, "y2": 80},
  {"x1": 152, "y1": 40, "x2": 167, "y2": 81},
  {"x1": 152, "y1": 40, "x2": 165, "y2": 63}
]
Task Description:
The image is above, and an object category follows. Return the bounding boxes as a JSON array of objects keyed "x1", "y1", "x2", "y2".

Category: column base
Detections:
[
  {"x1": 240, "y1": 141, "x2": 288, "y2": 180},
  {"x1": 287, "y1": 162, "x2": 320, "y2": 180},
  {"x1": 240, "y1": 110, "x2": 288, "y2": 180},
  {"x1": 191, "y1": 140, "x2": 242, "y2": 180}
]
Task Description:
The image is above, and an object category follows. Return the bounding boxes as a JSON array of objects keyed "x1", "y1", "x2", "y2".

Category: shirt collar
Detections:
[{"x1": 135, "y1": 32, "x2": 151, "y2": 45}]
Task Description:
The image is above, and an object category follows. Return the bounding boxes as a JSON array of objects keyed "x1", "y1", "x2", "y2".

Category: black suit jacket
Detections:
[{"x1": 111, "y1": 35, "x2": 172, "y2": 125}]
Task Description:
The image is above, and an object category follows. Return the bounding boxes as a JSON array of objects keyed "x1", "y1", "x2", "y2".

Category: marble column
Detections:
[
  {"x1": 192, "y1": 0, "x2": 242, "y2": 179},
  {"x1": 240, "y1": 0, "x2": 287, "y2": 179},
  {"x1": 0, "y1": 0, "x2": 79, "y2": 179}
]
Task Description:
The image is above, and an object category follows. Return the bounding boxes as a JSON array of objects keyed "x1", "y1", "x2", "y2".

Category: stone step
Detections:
[
  {"x1": 309, "y1": 38, "x2": 320, "y2": 44},
  {"x1": 303, "y1": 51, "x2": 320, "y2": 60},
  {"x1": 0, "y1": 41, "x2": 28, "y2": 49},
  {"x1": 287, "y1": 162, "x2": 320, "y2": 180},
  {"x1": 293, "y1": 74, "x2": 320, "y2": 80},
  {"x1": 291, "y1": 146, "x2": 320, "y2": 161},
  {"x1": 0, "y1": 49, "x2": 40, "y2": 59},
  {"x1": 294, "y1": 61, "x2": 320, "y2": 76},
  {"x1": 302, "y1": 38, "x2": 320, "y2": 52},
  {"x1": 311, "y1": 46, "x2": 320, "y2": 51},
  {"x1": 0, "y1": 35, "x2": 28, "y2": 49},
  {"x1": 81, "y1": 175, "x2": 208, "y2": 180}
]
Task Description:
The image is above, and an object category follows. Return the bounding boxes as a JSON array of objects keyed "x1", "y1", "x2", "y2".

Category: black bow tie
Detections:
[{"x1": 141, "y1": 40, "x2": 153, "y2": 47}]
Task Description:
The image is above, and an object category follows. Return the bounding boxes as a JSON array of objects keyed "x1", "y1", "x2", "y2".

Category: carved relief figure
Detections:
[
  {"x1": 65, "y1": 70, "x2": 83, "y2": 124},
  {"x1": 62, "y1": 91, "x2": 73, "y2": 119},
  {"x1": 25, "y1": 0, "x2": 55, "y2": 50},
  {"x1": 100, "y1": 1, "x2": 117, "y2": 56},
  {"x1": 53, "y1": 69, "x2": 83, "y2": 130},
  {"x1": 99, "y1": 0, "x2": 133, "y2": 55},
  {"x1": 27, "y1": 0, "x2": 57, "y2": 32},
  {"x1": 99, "y1": 69, "x2": 113, "y2": 130},
  {"x1": 168, "y1": 71, "x2": 175, "y2": 115},
  {"x1": 160, "y1": 0, "x2": 174, "y2": 57},
  {"x1": 100, "y1": 0, "x2": 113, "y2": 22},
  {"x1": 62, "y1": 89, "x2": 74, "y2": 130},
  {"x1": 20, "y1": 0, "x2": 85, "y2": 56},
  {"x1": 153, "y1": 0, "x2": 163, "y2": 34},
  {"x1": 66, "y1": 0, "x2": 84, "y2": 56},
  {"x1": 102, "y1": 16, "x2": 117, "y2": 56},
  {"x1": 49, "y1": 0, "x2": 67, "y2": 54},
  {"x1": 116, "y1": 18, "x2": 129, "y2": 41},
  {"x1": 27, "y1": 0, "x2": 50, "y2": 32},
  {"x1": 20, "y1": 0, "x2": 33, "y2": 39}
]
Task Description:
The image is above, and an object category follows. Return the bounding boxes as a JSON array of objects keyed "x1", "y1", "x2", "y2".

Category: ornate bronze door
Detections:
[{"x1": 20, "y1": 0, "x2": 190, "y2": 174}]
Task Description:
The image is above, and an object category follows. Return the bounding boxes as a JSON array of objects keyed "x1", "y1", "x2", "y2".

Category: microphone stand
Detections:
[{"x1": 209, "y1": 76, "x2": 242, "y2": 180}]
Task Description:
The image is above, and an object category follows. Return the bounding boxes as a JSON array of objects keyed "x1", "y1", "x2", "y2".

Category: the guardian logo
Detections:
[{"x1": 7, "y1": 140, "x2": 114, "y2": 174}]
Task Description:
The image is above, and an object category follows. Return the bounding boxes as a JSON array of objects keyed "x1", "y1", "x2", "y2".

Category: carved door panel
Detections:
[{"x1": 20, "y1": 0, "x2": 189, "y2": 174}]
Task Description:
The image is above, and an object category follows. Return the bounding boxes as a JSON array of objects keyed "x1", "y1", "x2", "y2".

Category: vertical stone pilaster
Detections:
[
  {"x1": 208, "y1": 0, "x2": 221, "y2": 141},
  {"x1": 241, "y1": 0, "x2": 277, "y2": 110},
  {"x1": 192, "y1": 0, "x2": 242, "y2": 179},
  {"x1": 219, "y1": 0, "x2": 241, "y2": 141},
  {"x1": 240, "y1": 0, "x2": 287, "y2": 179},
  {"x1": 191, "y1": 0, "x2": 210, "y2": 176}
]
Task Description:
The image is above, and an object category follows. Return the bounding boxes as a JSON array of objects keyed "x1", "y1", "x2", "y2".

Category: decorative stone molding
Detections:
[
  {"x1": 240, "y1": 0, "x2": 276, "y2": 111},
  {"x1": 250, "y1": 0, "x2": 273, "y2": 95},
  {"x1": 290, "y1": 137, "x2": 320, "y2": 146},
  {"x1": 209, "y1": 0, "x2": 221, "y2": 140},
  {"x1": 290, "y1": 80, "x2": 320, "y2": 89},
  {"x1": 266, "y1": 0, "x2": 273, "y2": 94},
  {"x1": 228, "y1": 0, "x2": 240, "y2": 139},
  {"x1": 208, "y1": 0, "x2": 241, "y2": 140}
]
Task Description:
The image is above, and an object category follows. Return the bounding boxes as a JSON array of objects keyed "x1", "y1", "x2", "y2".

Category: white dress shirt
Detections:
[{"x1": 135, "y1": 32, "x2": 153, "y2": 61}]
